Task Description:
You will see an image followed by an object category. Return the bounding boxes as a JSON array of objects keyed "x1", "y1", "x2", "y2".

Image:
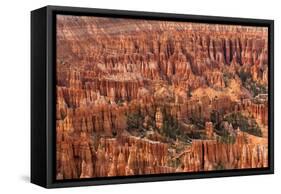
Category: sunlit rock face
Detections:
[{"x1": 56, "y1": 15, "x2": 269, "y2": 180}]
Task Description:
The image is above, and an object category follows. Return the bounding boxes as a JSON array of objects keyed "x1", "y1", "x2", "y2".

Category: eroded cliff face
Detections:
[
  {"x1": 181, "y1": 133, "x2": 268, "y2": 172},
  {"x1": 56, "y1": 15, "x2": 269, "y2": 179}
]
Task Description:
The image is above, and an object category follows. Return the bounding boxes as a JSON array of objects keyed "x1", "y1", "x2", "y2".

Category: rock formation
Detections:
[{"x1": 56, "y1": 15, "x2": 269, "y2": 179}]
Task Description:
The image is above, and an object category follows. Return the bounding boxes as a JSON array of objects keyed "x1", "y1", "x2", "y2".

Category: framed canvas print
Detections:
[{"x1": 31, "y1": 5, "x2": 274, "y2": 188}]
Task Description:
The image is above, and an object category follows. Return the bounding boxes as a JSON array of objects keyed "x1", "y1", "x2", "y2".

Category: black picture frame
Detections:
[{"x1": 31, "y1": 5, "x2": 274, "y2": 188}]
